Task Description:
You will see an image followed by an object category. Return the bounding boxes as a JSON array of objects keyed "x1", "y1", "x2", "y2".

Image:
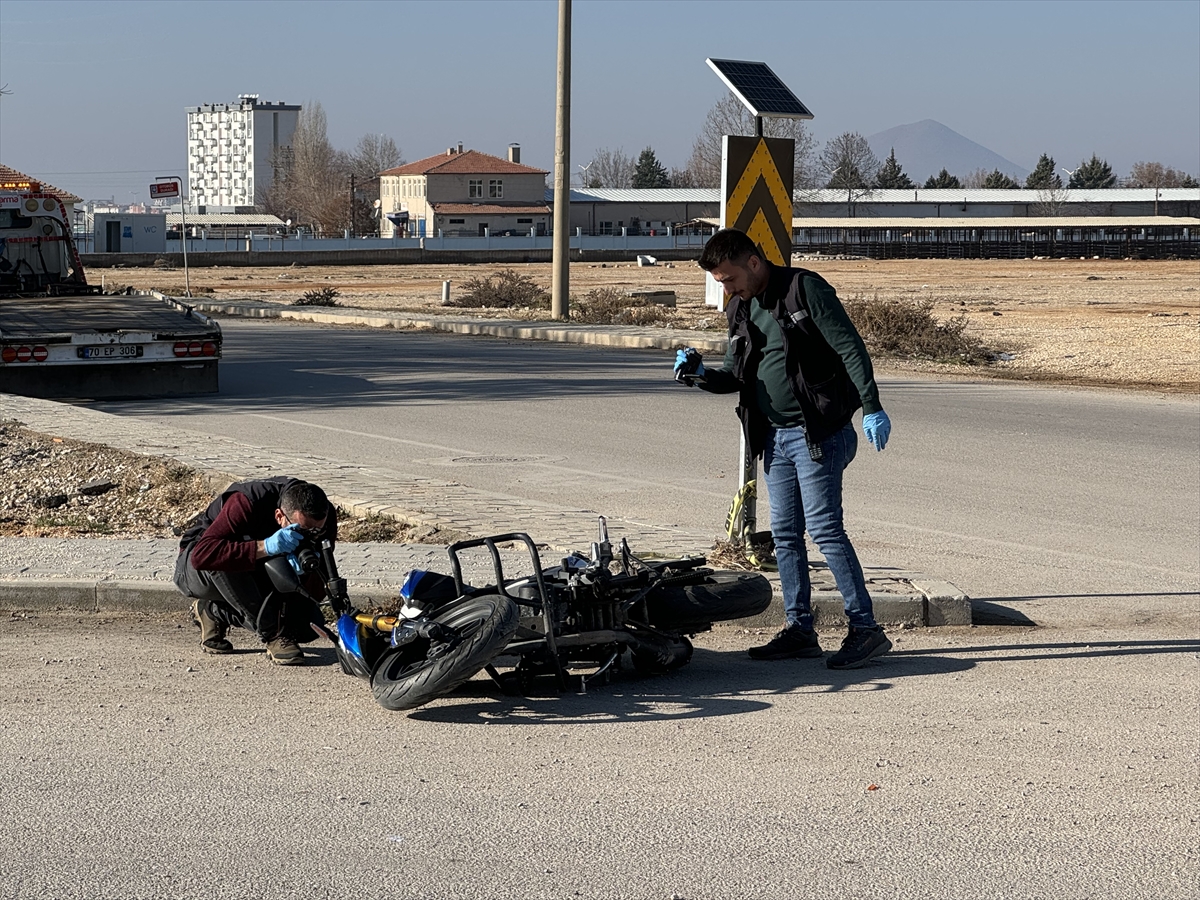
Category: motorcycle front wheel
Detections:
[{"x1": 370, "y1": 594, "x2": 519, "y2": 711}]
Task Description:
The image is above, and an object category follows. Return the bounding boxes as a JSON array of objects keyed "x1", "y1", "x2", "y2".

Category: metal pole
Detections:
[
  {"x1": 551, "y1": 0, "x2": 571, "y2": 320},
  {"x1": 179, "y1": 177, "x2": 190, "y2": 297}
]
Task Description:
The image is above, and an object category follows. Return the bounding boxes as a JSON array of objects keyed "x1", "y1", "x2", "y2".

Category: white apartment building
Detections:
[{"x1": 186, "y1": 94, "x2": 300, "y2": 211}]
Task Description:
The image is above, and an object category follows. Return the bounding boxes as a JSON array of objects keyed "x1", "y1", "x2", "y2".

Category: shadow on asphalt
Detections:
[
  {"x1": 409, "y1": 637, "x2": 1200, "y2": 723},
  {"x1": 971, "y1": 592, "x2": 1200, "y2": 627},
  {"x1": 891, "y1": 638, "x2": 1200, "y2": 663},
  {"x1": 94, "y1": 325, "x2": 680, "y2": 414},
  {"x1": 408, "y1": 648, "x2": 974, "y2": 724}
]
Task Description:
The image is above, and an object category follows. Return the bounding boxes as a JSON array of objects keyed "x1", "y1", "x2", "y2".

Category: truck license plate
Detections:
[{"x1": 77, "y1": 344, "x2": 144, "y2": 359}]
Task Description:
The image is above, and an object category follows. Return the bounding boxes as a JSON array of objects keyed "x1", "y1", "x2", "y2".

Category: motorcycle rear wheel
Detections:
[
  {"x1": 370, "y1": 594, "x2": 519, "y2": 711},
  {"x1": 645, "y1": 571, "x2": 772, "y2": 631}
]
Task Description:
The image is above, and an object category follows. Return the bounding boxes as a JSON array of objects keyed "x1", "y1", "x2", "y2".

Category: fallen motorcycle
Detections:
[{"x1": 265, "y1": 517, "x2": 771, "y2": 711}]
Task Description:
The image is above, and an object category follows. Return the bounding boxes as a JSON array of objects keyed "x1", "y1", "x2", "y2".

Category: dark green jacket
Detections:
[{"x1": 699, "y1": 264, "x2": 882, "y2": 457}]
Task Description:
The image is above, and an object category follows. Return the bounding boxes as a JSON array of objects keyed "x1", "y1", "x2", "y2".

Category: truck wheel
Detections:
[
  {"x1": 645, "y1": 572, "x2": 771, "y2": 631},
  {"x1": 370, "y1": 594, "x2": 519, "y2": 712}
]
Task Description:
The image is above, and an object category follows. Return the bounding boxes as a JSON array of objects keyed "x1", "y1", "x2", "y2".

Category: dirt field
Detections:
[{"x1": 110, "y1": 257, "x2": 1200, "y2": 391}]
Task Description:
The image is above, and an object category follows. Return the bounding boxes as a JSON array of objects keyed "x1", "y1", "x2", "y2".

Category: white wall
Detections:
[{"x1": 92, "y1": 214, "x2": 167, "y2": 253}]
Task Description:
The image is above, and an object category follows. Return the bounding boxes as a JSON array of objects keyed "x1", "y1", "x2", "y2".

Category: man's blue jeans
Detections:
[{"x1": 762, "y1": 421, "x2": 877, "y2": 631}]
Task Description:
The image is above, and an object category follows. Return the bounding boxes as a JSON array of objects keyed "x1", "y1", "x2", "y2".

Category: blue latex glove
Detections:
[
  {"x1": 264, "y1": 524, "x2": 303, "y2": 556},
  {"x1": 863, "y1": 411, "x2": 892, "y2": 451},
  {"x1": 287, "y1": 553, "x2": 304, "y2": 575},
  {"x1": 674, "y1": 347, "x2": 706, "y2": 385}
]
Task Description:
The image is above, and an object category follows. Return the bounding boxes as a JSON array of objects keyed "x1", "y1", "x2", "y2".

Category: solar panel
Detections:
[{"x1": 705, "y1": 58, "x2": 813, "y2": 119}]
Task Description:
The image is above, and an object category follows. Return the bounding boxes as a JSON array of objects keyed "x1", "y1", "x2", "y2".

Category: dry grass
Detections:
[
  {"x1": 843, "y1": 293, "x2": 993, "y2": 364},
  {"x1": 293, "y1": 286, "x2": 341, "y2": 306},
  {"x1": 570, "y1": 287, "x2": 678, "y2": 326},
  {"x1": 446, "y1": 269, "x2": 551, "y2": 310}
]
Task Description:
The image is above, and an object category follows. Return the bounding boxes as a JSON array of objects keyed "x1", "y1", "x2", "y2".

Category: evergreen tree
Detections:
[
  {"x1": 1069, "y1": 154, "x2": 1117, "y2": 189},
  {"x1": 632, "y1": 147, "x2": 670, "y2": 188},
  {"x1": 1182, "y1": 174, "x2": 1200, "y2": 188},
  {"x1": 923, "y1": 168, "x2": 961, "y2": 189},
  {"x1": 874, "y1": 148, "x2": 914, "y2": 188},
  {"x1": 982, "y1": 169, "x2": 1020, "y2": 189},
  {"x1": 1025, "y1": 154, "x2": 1062, "y2": 189}
]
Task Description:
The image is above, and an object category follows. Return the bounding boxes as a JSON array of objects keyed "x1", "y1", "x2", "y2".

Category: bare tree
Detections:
[
  {"x1": 262, "y1": 102, "x2": 352, "y2": 233},
  {"x1": 819, "y1": 132, "x2": 880, "y2": 213},
  {"x1": 1031, "y1": 185, "x2": 1071, "y2": 216},
  {"x1": 963, "y1": 168, "x2": 990, "y2": 188},
  {"x1": 1127, "y1": 161, "x2": 1196, "y2": 188},
  {"x1": 668, "y1": 166, "x2": 697, "y2": 188},
  {"x1": 585, "y1": 147, "x2": 636, "y2": 188},
  {"x1": 348, "y1": 134, "x2": 403, "y2": 235},
  {"x1": 683, "y1": 92, "x2": 818, "y2": 189},
  {"x1": 350, "y1": 134, "x2": 403, "y2": 183}
]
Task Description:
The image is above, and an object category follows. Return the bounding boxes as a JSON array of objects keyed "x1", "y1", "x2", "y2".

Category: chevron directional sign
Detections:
[{"x1": 721, "y1": 135, "x2": 794, "y2": 266}]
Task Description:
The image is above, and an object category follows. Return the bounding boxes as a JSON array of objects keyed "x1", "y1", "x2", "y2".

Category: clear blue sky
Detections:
[{"x1": 2, "y1": 0, "x2": 1197, "y2": 201}]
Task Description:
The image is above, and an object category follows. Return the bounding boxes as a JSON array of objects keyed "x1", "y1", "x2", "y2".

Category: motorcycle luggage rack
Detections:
[{"x1": 446, "y1": 532, "x2": 567, "y2": 689}]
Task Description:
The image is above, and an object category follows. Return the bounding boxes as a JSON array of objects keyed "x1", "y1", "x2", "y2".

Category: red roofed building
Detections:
[
  {"x1": 378, "y1": 144, "x2": 549, "y2": 238},
  {"x1": 0, "y1": 163, "x2": 83, "y2": 219}
]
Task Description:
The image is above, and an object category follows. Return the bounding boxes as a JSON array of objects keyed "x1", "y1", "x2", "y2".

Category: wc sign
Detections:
[{"x1": 149, "y1": 182, "x2": 179, "y2": 199}]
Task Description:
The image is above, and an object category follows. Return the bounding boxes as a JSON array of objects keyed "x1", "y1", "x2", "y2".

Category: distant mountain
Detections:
[{"x1": 866, "y1": 120, "x2": 1028, "y2": 183}]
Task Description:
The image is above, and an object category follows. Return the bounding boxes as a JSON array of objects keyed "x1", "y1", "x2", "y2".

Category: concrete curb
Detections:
[
  {"x1": 189, "y1": 300, "x2": 731, "y2": 354},
  {"x1": 0, "y1": 574, "x2": 969, "y2": 628}
]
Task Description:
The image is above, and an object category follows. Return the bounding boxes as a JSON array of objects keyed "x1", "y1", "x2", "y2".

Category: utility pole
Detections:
[
  {"x1": 349, "y1": 173, "x2": 356, "y2": 238},
  {"x1": 551, "y1": 0, "x2": 571, "y2": 320}
]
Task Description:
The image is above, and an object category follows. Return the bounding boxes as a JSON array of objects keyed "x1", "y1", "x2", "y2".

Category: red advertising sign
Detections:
[{"x1": 149, "y1": 182, "x2": 180, "y2": 199}]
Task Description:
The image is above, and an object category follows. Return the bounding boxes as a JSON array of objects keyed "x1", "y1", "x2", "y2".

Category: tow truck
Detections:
[{"x1": 0, "y1": 179, "x2": 221, "y2": 400}]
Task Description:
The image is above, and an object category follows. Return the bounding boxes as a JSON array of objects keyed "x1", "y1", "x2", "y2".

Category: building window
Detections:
[
  {"x1": 449, "y1": 218, "x2": 465, "y2": 224},
  {"x1": 516, "y1": 218, "x2": 532, "y2": 224},
  {"x1": 469, "y1": 180, "x2": 483, "y2": 198},
  {"x1": 488, "y1": 179, "x2": 503, "y2": 198},
  {"x1": 599, "y1": 221, "x2": 613, "y2": 235}
]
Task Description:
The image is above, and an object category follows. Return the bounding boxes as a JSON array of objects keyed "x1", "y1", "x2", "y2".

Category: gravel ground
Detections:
[{"x1": 0, "y1": 422, "x2": 458, "y2": 543}]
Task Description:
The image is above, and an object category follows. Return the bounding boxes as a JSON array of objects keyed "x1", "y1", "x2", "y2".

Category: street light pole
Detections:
[
  {"x1": 551, "y1": 0, "x2": 571, "y2": 320},
  {"x1": 157, "y1": 176, "x2": 190, "y2": 297},
  {"x1": 180, "y1": 182, "x2": 190, "y2": 297}
]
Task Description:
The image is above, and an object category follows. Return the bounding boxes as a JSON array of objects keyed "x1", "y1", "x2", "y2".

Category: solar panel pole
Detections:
[{"x1": 551, "y1": 0, "x2": 571, "y2": 320}]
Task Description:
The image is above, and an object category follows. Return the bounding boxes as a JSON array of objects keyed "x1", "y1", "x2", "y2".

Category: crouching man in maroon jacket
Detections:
[{"x1": 174, "y1": 477, "x2": 337, "y2": 665}]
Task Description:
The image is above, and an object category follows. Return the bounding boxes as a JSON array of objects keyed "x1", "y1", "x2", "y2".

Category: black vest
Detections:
[
  {"x1": 725, "y1": 266, "x2": 862, "y2": 457},
  {"x1": 178, "y1": 476, "x2": 300, "y2": 550}
]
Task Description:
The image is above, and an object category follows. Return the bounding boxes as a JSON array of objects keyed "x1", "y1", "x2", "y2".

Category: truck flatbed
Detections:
[
  {"x1": 0, "y1": 292, "x2": 215, "y2": 338},
  {"x1": 1, "y1": 291, "x2": 222, "y2": 400}
]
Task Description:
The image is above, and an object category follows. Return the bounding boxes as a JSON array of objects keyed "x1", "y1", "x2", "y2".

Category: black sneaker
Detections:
[
  {"x1": 826, "y1": 627, "x2": 891, "y2": 670},
  {"x1": 748, "y1": 624, "x2": 824, "y2": 660},
  {"x1": 190, "y1": 599, "x2": 233, "y2": 654}
]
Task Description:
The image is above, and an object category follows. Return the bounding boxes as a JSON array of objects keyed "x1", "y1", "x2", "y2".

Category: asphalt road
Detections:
[
  {"x1": 4, "y1": 318, "x2": 1195, "y2": 899},
  {"x1": 95, "y1": 319, "x2": 1200, "y2": 630},
  {"x1": 1, "y1": 614, "x2": 1195, "y2": 900}
]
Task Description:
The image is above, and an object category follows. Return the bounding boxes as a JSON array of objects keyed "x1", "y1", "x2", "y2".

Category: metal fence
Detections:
[{"x1": 73, "y1": 229, "x2": 715, "y2": 256}]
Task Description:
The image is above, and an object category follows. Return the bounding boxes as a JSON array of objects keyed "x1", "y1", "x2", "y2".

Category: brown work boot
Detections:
[
  {"x1": 190, "y1": 599, "x2": 233, "y2": 654},
  {"x1": 265, "y1": 635, "x2": 305, "y2": 666}
]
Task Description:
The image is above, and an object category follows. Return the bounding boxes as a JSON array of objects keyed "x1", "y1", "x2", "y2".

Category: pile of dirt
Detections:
[{"x1": 0, "y1": 422, "x2": 457, "y2": 543}]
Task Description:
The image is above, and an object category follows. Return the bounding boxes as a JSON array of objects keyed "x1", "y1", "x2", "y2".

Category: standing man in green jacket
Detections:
[{"x1": 675, "y1": 228, "x2": 892, "y2": 669}]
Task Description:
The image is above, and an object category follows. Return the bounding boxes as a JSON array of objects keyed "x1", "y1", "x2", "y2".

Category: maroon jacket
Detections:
[{"x1": 179, "y1": 477, "x2": 337, "y2": 595}]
